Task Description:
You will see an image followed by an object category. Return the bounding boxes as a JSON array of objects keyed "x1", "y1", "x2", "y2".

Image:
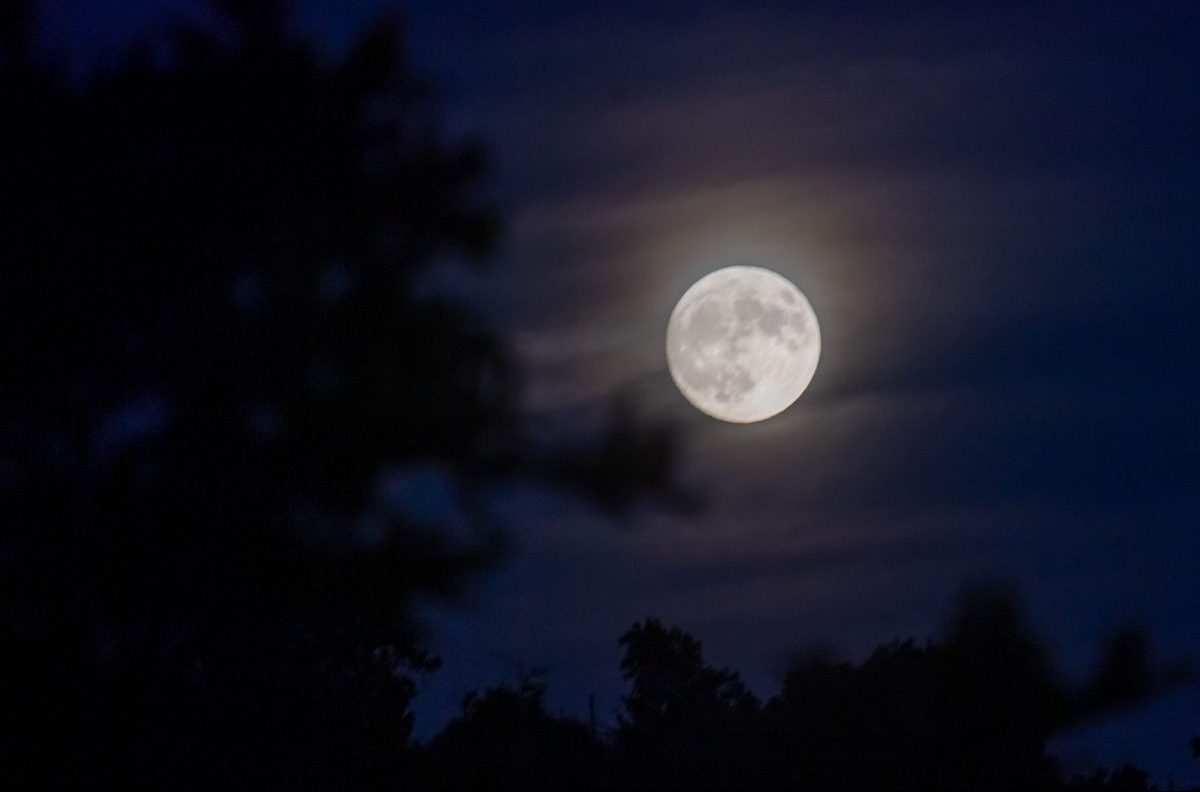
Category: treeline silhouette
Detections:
[
  {"x1": 412, "y1": 587, "x2": 1191, "y2": 791},
  {"x1": 0, "y1": 1, "x2": 1193, "y2": 788}
]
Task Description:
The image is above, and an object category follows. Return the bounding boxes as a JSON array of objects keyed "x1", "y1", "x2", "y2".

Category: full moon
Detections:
[{"x1": 666, "y1": 265, "x2": 820, "y2": 423}]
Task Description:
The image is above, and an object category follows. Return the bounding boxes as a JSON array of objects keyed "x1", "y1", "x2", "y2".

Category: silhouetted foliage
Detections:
[
  {"x1": 742, "y1": 585, "x2": 1189, "y2": 790},
  {"x1": 1, "y1": 1, "x2": 678, "y2": 787},
  {"x1": 617, "y1": 618, "x2": 760, "y2": 788},
  {"x1": 415, "y1": 672, "x2": 609, "y2": 790},
  {"x1": 402, "y1": 588, "x2": 1187, "y2": 790},
  {"x1": 762, "y1": 588, "x2": 1053, "y2": 789}
]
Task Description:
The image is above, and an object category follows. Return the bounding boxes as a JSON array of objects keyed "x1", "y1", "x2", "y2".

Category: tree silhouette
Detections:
[
  {"x1": 617, "y1": 619, "x2": 760, "y2": 789},
  {"x1": 399, "y1": 590, "x2": 1184, "y2": 790},
  {"x1": 416, "y1": 672, "x2": 609, "y2": 790},
  {"x1": 0, "y1": 2, "x2": 679, "y2": 787},
  {"x1": 757, "y1": 585, "x2": 1184, "y2": 790}
]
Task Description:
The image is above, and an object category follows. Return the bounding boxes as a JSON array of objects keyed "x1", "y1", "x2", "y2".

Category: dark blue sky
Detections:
[{"x1": 44, "y1": 0, "x2": 1200, "y2": 782}]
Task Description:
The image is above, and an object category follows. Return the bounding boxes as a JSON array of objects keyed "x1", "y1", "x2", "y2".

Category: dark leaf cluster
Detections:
[{"x1": 1, "y1": 2, "x2": 679, "y2": 786}]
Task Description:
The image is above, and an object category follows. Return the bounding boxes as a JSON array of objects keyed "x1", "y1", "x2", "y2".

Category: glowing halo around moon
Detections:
[{"x1": 666, "y1": 265, "x2": 820, "y2": 423}]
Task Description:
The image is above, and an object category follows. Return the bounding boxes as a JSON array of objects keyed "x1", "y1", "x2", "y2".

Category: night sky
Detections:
[{"x1": 44, "y1": 0, "x2": 1199, "y2": 783}]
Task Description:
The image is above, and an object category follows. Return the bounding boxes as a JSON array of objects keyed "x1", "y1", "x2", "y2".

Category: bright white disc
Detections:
[{"x1": 666, "y1": 265, "x2": 820, "y2": 423}]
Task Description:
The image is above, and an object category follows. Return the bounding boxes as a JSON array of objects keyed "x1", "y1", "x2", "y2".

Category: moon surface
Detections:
[{"x1": 666, "y1": 266, "x2": 820, "y2": 423}]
